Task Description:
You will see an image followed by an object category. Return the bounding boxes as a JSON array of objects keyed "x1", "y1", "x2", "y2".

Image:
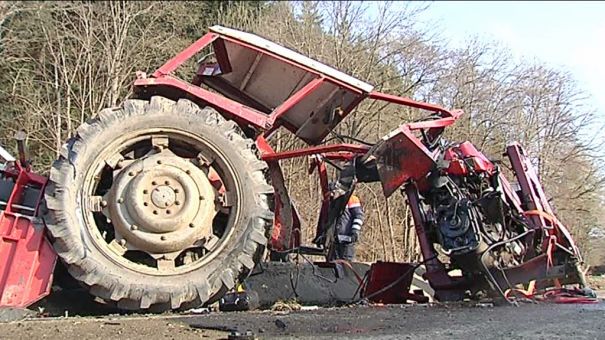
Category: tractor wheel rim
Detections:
[
  {"x1": 108, "y1": 149, "x2": 217, "y2": 254},
  {"x1": 82, "y1": 129, "x2": 240, "y2": 275}
]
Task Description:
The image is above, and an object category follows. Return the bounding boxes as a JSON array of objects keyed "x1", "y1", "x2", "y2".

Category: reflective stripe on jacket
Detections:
[{"x1": 335, "y1": 195, "x2": 364, "y2": 240}]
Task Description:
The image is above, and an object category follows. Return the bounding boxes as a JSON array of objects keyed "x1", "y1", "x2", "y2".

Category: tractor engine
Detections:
[{"x1": 424, "y1": 141, "x2": 528, "y2": 273}]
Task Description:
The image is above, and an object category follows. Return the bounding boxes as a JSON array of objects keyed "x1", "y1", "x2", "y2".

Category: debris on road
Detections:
[
  {"x1": 184, "y1": 307, "x2": 211, "y2": 315},
  {"x1": 227, "y1": 330, "x2": 255, "y2": 340},
  {"x1": 274, "y1": 318, "x2": 287, "y2": 330}
]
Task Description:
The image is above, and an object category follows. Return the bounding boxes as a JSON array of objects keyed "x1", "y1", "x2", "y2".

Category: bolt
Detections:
[
  {"x1": 157, "y1": 160, "x2": 162, "y2": 165},
  {"x1": 152, "y1": 181, "x2": 157, "y2": 186},
  {"x1": 153, "y1": 210, "x2": 158, "y2": 215},
  {"x1": 143, "y1": 202, "x2": 149, "y2": 207},
  {"x1": 166, "y1": 210, "x2": 171, "y2": 214},
  {"x1": 131, "y1": 224, "x2": 138, "y2": 231},
  {"x1": 101, "y1": 200, "x2": 108, "y2": 207},
  {"x1": 185, "y1": 170, "x2": 191, "y2": 175},
  {"x1": 117, "y1": 198, "x2": 124, "y2": 204},
  {"x1": 164, "y1": 180, "x2": 170, "y2": 185},
  {"x1": 189, "y1": 223, "x2": 195, "y2": 228},
  {"x1": 143, "y1": 189, "x2": 148, "y2": 194},
  {"x1": 128, "y1": 171, "x2": 135, "y2": 176},
  {"x1": 160, "y1": 236, "x2": 166, "y2": 241},
  {"x1": 175, "y1": 201, "x2": 180, "y2": 206},
  {"x1": 174, "y1": 188, "x2": 180, "y2": 193}
]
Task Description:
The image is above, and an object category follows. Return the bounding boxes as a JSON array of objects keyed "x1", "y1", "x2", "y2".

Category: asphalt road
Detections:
[{"x1": 1, "y1": 301, "x2": 605, "y2": 340}]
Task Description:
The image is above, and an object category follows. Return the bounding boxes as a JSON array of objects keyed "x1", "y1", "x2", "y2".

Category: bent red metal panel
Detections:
[
  {"x1": 134, "y1": 76, "x2": 270, "y2": 129},
  {"x1": 506, "y1": 143, "x2": 581, "y2": 258},
  {"x1": 374, "y1": 127, "x2": 437, "y2": 197},
  {"x1": 0, "y1": 163, "x2": 56, "y2": 308},
  {"x1": 0, "y1": 213, "x2": 56, "y2": 307}
]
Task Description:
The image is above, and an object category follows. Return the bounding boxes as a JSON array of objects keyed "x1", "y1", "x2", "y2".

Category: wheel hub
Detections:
[
  {"x1": 106, "y1": 148, "x2": 217, "y2": 254},
  {"x1": 151, "y1": 185, "x2": 176, "y2": 208}
]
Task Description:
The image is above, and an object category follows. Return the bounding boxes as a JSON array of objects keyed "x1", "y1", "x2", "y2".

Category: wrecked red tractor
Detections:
[{"x1": 0, "y1": 25, "x2": 589, "y2": 311}]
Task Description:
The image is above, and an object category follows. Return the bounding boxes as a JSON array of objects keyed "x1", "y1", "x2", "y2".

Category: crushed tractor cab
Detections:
[{"x1": 0, "y1": 25, "x2": 590, "y2": 311}]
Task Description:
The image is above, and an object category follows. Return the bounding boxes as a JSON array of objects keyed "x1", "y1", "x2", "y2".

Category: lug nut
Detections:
[
  {"x1": 166, "y1": 210, "x2": 171, "y2": 214},
  {"x1": 175, "y1": 201, "x2": 180, "y2": 206},
  {"x1": 101, "y1": 200, "x2": 108, "y2": 207},
  {"x1": 199, "y1": 196, "x2": 204, "y2": 200},
  {"x1": 157, "y1": 160, "x2": 162, "y2": 165},
  {"x1": 131, "y1": 224, "x2": 138, "y2": 231},
  {"x1": 164, "y1": 180, "x2": 170, "y2": 185},
  {"x1": 128, "y1": 171, "x2": 135, "y2": 176},
  {"x1": 185, "y1": 170, "x2": 191, "y2": 175},
  {"x1": 152, "y1": 181, "x2": 157, "y2": 185},
  {"x1": 117, "y1": 198, "x2": 124, "y2": 204},
  {"x1": 153, "y1": 210, "x2": 158, "y2": 215},
  {"x1": 143, "y1": 189, "x2": 148, "y2": 194},
  {"x1": 174, "y1": 188, "x2": 180, "y2": 193},
  {"x1": 143, "y1": 202, "x2": 149, "y2": 206},
  {"x1": 189, "y1": 223, "x2": 195, "y2": 228},
  {"x1": 119, "y1": 239, "x2": 126, "y2": 246},
  {"x1": 160, "y1": 236, "x2": 166, "y2": 241}
]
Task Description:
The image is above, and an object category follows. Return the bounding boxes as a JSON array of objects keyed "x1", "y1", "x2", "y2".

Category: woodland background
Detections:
[{"x1": 0, "y1": 1, "x2": 603, "y2": 267}]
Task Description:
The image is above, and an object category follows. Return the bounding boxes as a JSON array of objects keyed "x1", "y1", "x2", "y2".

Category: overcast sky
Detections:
[{"x1": 373, "y1": 1, "x2": 605, "y2": 135}]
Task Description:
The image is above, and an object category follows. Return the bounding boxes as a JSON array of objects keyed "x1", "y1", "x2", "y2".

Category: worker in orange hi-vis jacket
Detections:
[{"x1": 333, "y1": 192, "x2": 365, "y2": 261}]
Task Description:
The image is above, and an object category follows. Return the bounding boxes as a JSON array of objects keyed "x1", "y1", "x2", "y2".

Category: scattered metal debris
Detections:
[
  {"x1": 228, "y1": 330, "x2": 255, "y2": 340},
  {"x1": 274, "y1": 319, "x2": 287, "y2": 330}
]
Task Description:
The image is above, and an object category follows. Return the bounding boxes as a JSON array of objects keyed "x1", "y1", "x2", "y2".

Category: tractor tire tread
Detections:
[{"x1": 43, "y1": 96, "x2": 272, "y2": 311}]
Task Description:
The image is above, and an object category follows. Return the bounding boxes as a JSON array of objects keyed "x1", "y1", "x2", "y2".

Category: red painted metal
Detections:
[
  {"x1": 143, "y1": 30, "x2": 371, "y2": 140},
  {"x1": 369, "y1": 92, "x2": 462, "y2": 118},
  {"x1": 506, "y1": 143, "x2": 581, "y2": 257},
  {"x1": 255, "y1": 137, "x2": 302, "y2": 251},
  {"x1": 308, "y1": 156, "x2": 330, "y2": 244},
  {"x1": 132, "y1": 27, "x2": 585, "y2": 300},
  {"x1": 153, "y1": 33, "x2": 218, "y2": 77},
  {"x1": 443, "y1": 141, "x2": 495, "y2": 176},
  {"x1": 219, "y1": 35, "x2": 364, "y2": 96},
  {"x1": 0, "y1": 161, "x2": 56, "y2": 308},
  {"x1": 498, "y1": 174, "x2": 524, "y2": 213},
  {"x1": 361, "y1": 262, "x2": 424, "y2": 304},
  {"x1": 0, "y1": 213, "x2": 56, "y2": 307},
  {"x1": 212, "y1": 39, "x2": 232, "y2": 74},
  {"x1": 260, "y1": 143, "x2": 369, "y2": 162},
  {"x1": 269, "y1": 77, "x2": 324, "y2": 125},
  {"x1": 404, "y1": 184, "x2": 466, "y2": 300},
  {"x1": 446, "y1": 159, "x2": 468, "y2": 176},
  {"x1": 374, "y1": 127, "x2": 437, "y2": 197},
  {"x1": 134, "y1": 76, "x2": 270, "y2": 129},
  {"x1": 255, "y1": 136, "x2": 274, "y2": 155},
  {"x1": 405, "y1": 117, "x2": 458, "y2": 131},
  {"x1": 317, "y1": 152, "x2": 359, "y2": 161}
]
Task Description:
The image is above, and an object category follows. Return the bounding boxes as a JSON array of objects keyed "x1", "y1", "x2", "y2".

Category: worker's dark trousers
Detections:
[{"x1": 334, "y1": 242, "x2": 356, "y2": 261}]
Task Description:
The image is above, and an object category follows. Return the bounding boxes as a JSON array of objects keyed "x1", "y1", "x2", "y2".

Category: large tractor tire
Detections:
[{"x1": 43, "y1": 96, "x2": 273, "y2": 311}]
